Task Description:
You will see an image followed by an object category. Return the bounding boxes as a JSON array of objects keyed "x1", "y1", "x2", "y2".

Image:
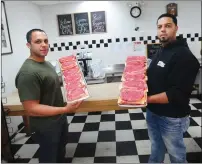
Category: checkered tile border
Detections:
[{"x1": 49, "y1": 33, "x2": 202, "y2": 52}]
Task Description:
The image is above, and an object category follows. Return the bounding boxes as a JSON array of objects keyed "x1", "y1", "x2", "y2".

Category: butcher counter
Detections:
[
  {"x1": 3, "y1": 82, "x2": 134, "y2": 115},
  {"x1": 3, "y1": 82, "x2": 139, "y2": 135}
]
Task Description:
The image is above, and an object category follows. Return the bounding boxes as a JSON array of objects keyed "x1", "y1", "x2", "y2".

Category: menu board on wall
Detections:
[
  {"x1": 90, "y1": 11, "x2": 106, "y2": 33},
  {"x1": 73, "y1": 12, "x2": 90, "y2": 34},
  {"x1": 57, "y1": 14, "x2": 73, "y2": 36},
  {"x1": 146, "y1": 43, "x2": 161, "y2": 59}
]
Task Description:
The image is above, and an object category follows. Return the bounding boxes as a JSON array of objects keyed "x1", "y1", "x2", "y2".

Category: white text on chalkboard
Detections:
[
  {"x1": 76, "y1": 18, "x2": 89, "y2": 34},
  {"x1": 59, "y1": 19, "x2": 73, "y2": 35},
  {"x1": 92, "y1": 13, "x2": 106, "y2": 32}
]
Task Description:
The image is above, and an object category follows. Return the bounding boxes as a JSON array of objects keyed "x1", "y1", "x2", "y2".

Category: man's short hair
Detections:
[
  {"x1": 26, "y1": 29, "x2": 46, "y2": 43},
  {"x1": 157, "y1": 13, "x2": 177, "y2": 26}
]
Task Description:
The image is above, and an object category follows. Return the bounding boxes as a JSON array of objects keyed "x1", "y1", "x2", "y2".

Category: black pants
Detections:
[{"x1": 33, "y1": 116, "x2": 68, "y2": 163}]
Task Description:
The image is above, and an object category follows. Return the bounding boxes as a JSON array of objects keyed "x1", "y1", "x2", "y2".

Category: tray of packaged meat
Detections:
[
  {"x1": 58, "y1": 55, "x2": 90, "y2": 103},
  {"x1": 118, "y1": 55, "x2": 148, "y2": 107}
]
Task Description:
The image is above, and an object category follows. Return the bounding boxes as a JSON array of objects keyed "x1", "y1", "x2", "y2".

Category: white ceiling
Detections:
[
  {"x1": 31, "y1": 0, "x2": 139, "y2": 6},
  {"x1": 31, "y1": 1, "x2": 80, "y2": 6}
]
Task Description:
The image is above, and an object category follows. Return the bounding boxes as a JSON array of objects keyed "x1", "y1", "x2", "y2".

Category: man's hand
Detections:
[
  {"x1": 64, "y1": 100, "x2": 83, "y2": 113},
  {"x1": 147, "y1": 96, "x2": 151, "y2": 103},
  {"x1": 147, "y1": 92, "x2": 169, "y2": 104}
]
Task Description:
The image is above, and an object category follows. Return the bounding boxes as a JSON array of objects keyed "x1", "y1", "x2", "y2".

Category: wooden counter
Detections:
[
  {"x1": 3, "y1": 82, "x2": 137, "y2": 116},
  {"x1": 3, "y1": 82, "x2": 143, "y2": 136}
]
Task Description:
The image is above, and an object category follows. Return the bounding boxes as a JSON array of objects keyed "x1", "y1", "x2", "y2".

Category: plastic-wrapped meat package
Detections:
[
  {"x1": 58, "y1": 55, "x2": 89, "y2": 103},
  {"x1": 118, "y1": 55, "x2": 148, "y2": 107}
]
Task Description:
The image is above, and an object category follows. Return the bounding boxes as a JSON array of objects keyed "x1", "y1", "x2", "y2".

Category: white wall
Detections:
[
  {"x1": 1, "y1": 1, "x2": 43, "y2": 136},
  {"x1": 2, "y1": 1, "x2": 43, "y2": 95},
  {"x1": 40, "y1": 1, "x2": 201, "y2": 66}
]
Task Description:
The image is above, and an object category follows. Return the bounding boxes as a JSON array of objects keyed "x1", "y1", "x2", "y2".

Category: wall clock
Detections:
[{"x1": 130, "y1": 6, "x2": 141, "y2": 18}]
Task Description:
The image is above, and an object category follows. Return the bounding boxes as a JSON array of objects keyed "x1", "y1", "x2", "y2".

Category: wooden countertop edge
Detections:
[{"x1": 4, "y1": 99, "x2": 140, "y2": 116}]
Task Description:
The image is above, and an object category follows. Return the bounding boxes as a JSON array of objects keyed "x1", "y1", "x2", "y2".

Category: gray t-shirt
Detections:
[{"x1": 15, "y1": 59, "x2": 65, "y2": 132}]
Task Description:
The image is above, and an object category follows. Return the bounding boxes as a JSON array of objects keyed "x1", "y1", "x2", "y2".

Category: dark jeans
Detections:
[{"x1": 32, "y1": 116, "x2": 68, "y2": 163}]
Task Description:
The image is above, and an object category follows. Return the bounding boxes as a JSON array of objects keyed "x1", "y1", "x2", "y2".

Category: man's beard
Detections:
[{"x1": 159, "y1": 37, "x2": 169, "y2": 43}]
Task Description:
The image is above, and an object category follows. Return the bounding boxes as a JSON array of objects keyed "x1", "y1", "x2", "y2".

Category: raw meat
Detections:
[
  {"x1": 62, "y1": 67, "x2": 80, "y2": 77},
  {"x1": 118, "y1": 96, "x2": 146, "y2": 105},
  {"x1": 124, "y1": 65, "x2": 145, "y2": 73},
  {"x1": 59, "y1": 55, "x2": 89, "y2": 103},
  {"x1": 123, "y1": 71, "x2": 145, "y2": 81},
  {"x1": 120, "y1": 88, "x2": 145, "y2": 102},
  {"x1": 126, "y1": 60, "x2": 145, "y2": 67},
  {"x1": 126, "y1": 56, "x2": 146, "y2": 62},
  {"x1": 118, "y1": 55, "x2": 148, "y2": 106},
  {"x1": 59, "y1": 55, "x2": 76, "y2": 63},
  {"x1": 67, "y1": 87, "x2": 87, "y2": 101},
  {"x1": 122, "y1": 80, "x2": 147, "y2": 90},
  {"x1": 60, "y1": 61, "x2": 77, "y2": 70},
  {"x1": 64, "y1": 73, "x2": 82, "y2": 83},
  {"x1": 65, "y1": 81, "x2": 85, "y2": 91}
]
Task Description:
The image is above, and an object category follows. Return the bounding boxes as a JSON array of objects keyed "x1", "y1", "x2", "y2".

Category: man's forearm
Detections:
[
  {"x1": 26, "y1": 104, "x2": 66, "y2": 117},
  {"x1": 147, "y1": 92, "x2": 169, "y2": 104}
]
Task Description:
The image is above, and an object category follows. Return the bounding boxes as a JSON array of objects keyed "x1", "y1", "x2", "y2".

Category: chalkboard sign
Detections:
[
  {"x1": 74, "y1": 12, "x2": 90, "y2": 34},
  {"x1": 57, "y1": 14, "x2": 73, "y2": 36},
  {"x1": 90, "y1": 11, "x2": 106, "y2": 33},
  {"x1": 147, "y1": 43, "x2": 161, "y2": 59}
]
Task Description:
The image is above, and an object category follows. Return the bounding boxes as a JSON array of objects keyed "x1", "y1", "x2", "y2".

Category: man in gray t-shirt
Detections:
[{"x1": 15, "y1": 29, "x2": 82, "y2": 163}]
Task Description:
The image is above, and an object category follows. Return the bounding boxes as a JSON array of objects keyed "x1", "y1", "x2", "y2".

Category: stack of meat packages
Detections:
[
  {"x1": 118, "y1": 56, "x2": 148, "y2": 107},
  {"x1": 59, "y1": 55, "x2": 89, "y2": 103}
]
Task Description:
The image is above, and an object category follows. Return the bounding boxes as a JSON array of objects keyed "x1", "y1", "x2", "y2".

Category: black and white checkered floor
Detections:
[{"x1": 7, "y1": 98, "x2": 202, "y2": 163}]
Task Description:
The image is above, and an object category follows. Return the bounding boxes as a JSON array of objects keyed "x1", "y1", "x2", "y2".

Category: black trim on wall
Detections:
[{"x1": 49, "y1": 33, "x2": 201, "y2": 52}]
